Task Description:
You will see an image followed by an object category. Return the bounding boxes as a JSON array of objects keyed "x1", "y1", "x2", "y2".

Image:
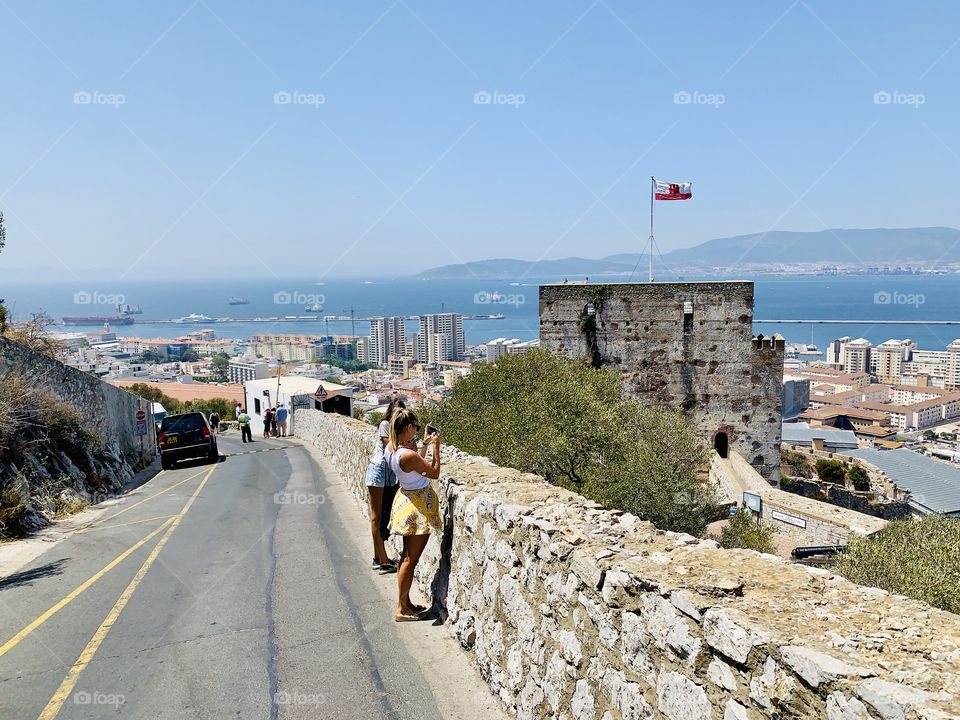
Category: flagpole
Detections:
[{"x1": 649, "y1": 176, "x2": 655, "y2": 282}]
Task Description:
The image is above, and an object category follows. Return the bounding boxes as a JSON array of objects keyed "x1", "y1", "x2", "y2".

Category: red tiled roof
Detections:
[{"x1": 109, "y1": 380, "x2": 246, "y2": 403}]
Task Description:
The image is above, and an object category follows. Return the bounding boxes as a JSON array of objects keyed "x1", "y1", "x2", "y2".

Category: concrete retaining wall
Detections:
[{"x1": 295, "y1": 409, "x2": 960, "y2": 719}]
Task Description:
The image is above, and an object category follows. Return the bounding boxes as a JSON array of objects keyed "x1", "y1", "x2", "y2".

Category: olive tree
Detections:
[
  {"x1": 421, "y1": 349, "x2": 718, "y2": 535},
  {"x1": 835, "y1": 515, "x2": 960, "y2": 614}
]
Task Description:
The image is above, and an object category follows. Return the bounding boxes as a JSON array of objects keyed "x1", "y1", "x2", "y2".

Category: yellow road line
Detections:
[
  {"x1": 36, "y1": 463, "x2": 218, "y2": 720},
  {"x1": 78, "y1": 467, "x2": 208, "y2": 533},
  {"x1": 0, "y1": 519, "x2": 174, "y2": 659},
  {"x1": 80, "y1": 515, "x2": 177, "y2": 534}
]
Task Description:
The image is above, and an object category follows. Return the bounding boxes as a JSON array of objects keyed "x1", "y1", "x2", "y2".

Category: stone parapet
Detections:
[{"x1": 295, "y1": 409, "x2": 960, "y2": 719}]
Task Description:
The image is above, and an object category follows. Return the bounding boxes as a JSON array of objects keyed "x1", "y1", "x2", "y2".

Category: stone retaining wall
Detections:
[
  {"x1": 295, "y1": 409, "x2": 960, "y2": 719},
  {"x1": 710, "y1": 452, "x2": 888, "y2": 545},
  {"x1": 0, "y1": 337, "x2": 155, "y2": 470}
]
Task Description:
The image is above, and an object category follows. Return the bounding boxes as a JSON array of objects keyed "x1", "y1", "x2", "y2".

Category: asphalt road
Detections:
[{"x1": 0, "y1": 434, "x2": 502, "y2": 720}]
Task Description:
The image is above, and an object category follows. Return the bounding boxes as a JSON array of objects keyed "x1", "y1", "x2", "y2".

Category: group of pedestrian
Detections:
[
  {"x1": 262, "y1": 404, "x2": 289, "y2": 438},
  {"x1": 364, "y1": 397, "x2": 443, "y2": 622},
  {"x1": 226, "y1": 401, "x2": 288, "y2": 443}
]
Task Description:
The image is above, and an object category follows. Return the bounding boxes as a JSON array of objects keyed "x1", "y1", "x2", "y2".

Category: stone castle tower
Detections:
[{"x1": 539, "y1": 281, "x2": 783, "y2": 483}]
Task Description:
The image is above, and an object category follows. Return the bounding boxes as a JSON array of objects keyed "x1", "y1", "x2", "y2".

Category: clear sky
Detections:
[{"x1": 2, "y1": 1, "x2": 959, "y2": 281}]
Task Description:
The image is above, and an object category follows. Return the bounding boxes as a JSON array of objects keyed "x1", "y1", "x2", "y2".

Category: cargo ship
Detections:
[
  {"x1": 63, "y1": 304, "x2": 137, "y2": 326},
  {"x1": 228, "y1": 297, "x2": 250, "y2": 305}
]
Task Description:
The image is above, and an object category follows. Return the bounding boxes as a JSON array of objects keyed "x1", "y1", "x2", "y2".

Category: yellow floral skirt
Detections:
[{"x1": 389, "y1": 486, "x2": 442, "y2": 536}]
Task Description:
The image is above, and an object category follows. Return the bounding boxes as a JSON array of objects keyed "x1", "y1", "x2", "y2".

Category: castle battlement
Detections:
[{"x1": 540, "y1": 281, "x2": 784, "y2": 482}]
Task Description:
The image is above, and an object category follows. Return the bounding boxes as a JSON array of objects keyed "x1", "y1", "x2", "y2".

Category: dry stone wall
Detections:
[{"x1": 294, "y1": 409, "x2": 960, "y2": 720}]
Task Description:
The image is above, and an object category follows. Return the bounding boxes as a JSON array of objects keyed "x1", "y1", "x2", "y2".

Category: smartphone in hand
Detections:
[{"x1": 425, "y1": 424, "x2": 440, "y2": 436}]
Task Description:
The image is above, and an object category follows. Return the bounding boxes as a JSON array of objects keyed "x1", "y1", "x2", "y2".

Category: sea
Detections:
[{"x1": 3, "y1": 275, "x2": 960, "y2": 356}]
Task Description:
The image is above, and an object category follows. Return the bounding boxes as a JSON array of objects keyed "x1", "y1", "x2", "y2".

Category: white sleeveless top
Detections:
[{"x1": 389, "y1": 447, "x2": 429, "y2": 490}]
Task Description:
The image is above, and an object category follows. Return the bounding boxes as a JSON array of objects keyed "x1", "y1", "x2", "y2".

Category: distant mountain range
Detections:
[{"x1": 416, "y1": 227, "x2": 960, "y2": 279}]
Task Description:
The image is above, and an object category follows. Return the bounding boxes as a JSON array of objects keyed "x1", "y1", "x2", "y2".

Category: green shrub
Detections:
[
  {"x1": 781, "y1": 448, "x2": 814, "y2": 478},
  {"x1": 0, "y1": 474, "x2": 31, "y2": 538},
  {"x1": 835, "y1": 515, "x2": 960, "y2": 614},
  {"x1": 366, "y1": 411, "x2": 385, "y2": 427},
  {"x1": 815, "y1": 458, "x2": 847, "y2": 485},
  {"x1": 846, "y1": 464, "x2": 871, "y2": 492},
  {"x1": 421, "y1": 350, "x2": 718, "y2": 535},
  {"x1": 717, "y1": 509, "x2": 778, "y2": 554}
]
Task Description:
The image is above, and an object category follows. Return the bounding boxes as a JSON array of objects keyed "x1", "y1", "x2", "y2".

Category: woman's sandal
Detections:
[{"x1": 394, "y1": 611, "x2": 422, "y2": 622}]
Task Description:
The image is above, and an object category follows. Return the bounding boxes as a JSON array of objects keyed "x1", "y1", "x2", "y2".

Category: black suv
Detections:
[{"x1": 158, "y1": 412, "x2": 219, "y2": 470}]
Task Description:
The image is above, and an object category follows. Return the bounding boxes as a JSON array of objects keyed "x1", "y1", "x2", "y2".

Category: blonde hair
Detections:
[{"x1": 389, "y1": 408, "x2": 419, "y2": 449}]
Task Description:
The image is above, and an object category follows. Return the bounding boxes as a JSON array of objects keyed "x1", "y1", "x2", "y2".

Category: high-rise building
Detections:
[
  {"x1": 948, "y1": 339, "x2": 960, "y2": 390},
  {"x1": 368, "y1": 317, "x2": 406, "y2": 368},
  {"x1": 875, "y1": 339, "x2": 911, "y2": 384},
  {"x1": 842, "y1": 338, "x2": 872, "y2": 374},
  {"x1": 416, "y1": 313, "x2": 464, "y2": 363},
  {"x1": 825, "y1": 336, "x2": 851, "y2": 367}
]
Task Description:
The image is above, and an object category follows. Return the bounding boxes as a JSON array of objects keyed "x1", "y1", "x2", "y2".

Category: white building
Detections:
[
  {"x1": 842, "y1": 338, "x2": 872, "y2": 374},
  {"x1": 369, "y1": 317, "x2": 406, "y2": 368},
  {"x1": 243, "y1": 376, "x2": 354, "y2": 436},
  {"x1": 949, "y1": 339, "x2": 960, "y2": 390},
  {"x1": 486, "y1": 337, "x2": 540, "y2": 361},
  {"x1": 229, "y1": 358, "x2": 269, "y2": 384},
  {"x1": 416, "y1": 313, "x2": 464, "y2": 363}
]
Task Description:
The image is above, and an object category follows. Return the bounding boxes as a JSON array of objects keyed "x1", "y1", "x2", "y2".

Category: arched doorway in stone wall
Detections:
[{"x1": 714, "y1": 431, "x2": 729, "y2": 459}]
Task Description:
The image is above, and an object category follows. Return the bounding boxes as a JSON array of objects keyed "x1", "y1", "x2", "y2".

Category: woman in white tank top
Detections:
[{"x1": 385, "y1": 408, "x2": 442, "y2": 622}]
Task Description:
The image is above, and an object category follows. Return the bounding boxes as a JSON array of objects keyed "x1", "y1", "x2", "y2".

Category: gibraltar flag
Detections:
[{"x1": 654, "y1": 179, "x2": 692, "y2": 200}]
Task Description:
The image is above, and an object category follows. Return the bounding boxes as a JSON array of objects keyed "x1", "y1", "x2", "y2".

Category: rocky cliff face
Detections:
[
  {"x1": 295, "y1": 409, "x2": 960, "y2": 720},
  {"x1": 0, "y1": 338, "x2": 155, "y2": 536}
]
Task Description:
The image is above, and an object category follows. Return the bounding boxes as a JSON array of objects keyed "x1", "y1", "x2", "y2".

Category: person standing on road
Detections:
[
  {"x1": 263, "y1": 407, "x2": 275, "y2": 438},
  {"x1": 276, "y1": 403, "x2": 288, "y2": 437},
  {"x1": 237, "y1": 410, "x2": 252, "y2": 443},
  {"x1": 364, "y1": 398, "x2": 404, "y2": 574},
  {"x1": 386, "y1": 408, "x2": 441, "y2": 622},
  {"x1": 235, "y1": 402, "x2": 242, "y2": 420},
  {"x1": 209, "y1": 410, "x2": 220, "y2": 435}
]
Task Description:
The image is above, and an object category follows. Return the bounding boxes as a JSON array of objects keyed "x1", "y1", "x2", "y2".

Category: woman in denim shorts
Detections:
[{"x1": 365, "y1": 398, "x2": 404, "y2": 574}]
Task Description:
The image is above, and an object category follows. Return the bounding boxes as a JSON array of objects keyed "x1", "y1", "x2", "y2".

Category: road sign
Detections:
[
  {"x1": 136, "y1": 408, "x2": 147, "y2": 436},
  {"x1": 136, "y1": 409, "x2": 146, "y2": 422}
]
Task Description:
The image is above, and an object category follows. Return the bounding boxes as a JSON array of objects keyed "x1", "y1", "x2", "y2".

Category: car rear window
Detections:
[{"x1": 161, "y1": 414, "x2": 205, "y2": 433}]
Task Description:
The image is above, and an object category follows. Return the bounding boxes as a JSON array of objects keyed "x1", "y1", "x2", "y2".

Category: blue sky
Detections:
[{"x1": 2, "y1": 1, "x2": 959, "y2": 280}]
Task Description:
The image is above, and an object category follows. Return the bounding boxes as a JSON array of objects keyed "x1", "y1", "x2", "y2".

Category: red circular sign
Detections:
[{"x1": 136, "y1": 410, "x2": 146, "y2": 421}]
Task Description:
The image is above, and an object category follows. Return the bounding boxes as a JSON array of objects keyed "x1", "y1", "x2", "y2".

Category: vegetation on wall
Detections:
[
  {"x1": 420, "y1": 349, "x2": 719, "y2": 535},
  {"x1": 835, "y1": 515, "x2": 960, "y2": 614},
  {"x1": 0, "y1": 373, "x2": 100, "y2": 537},
  {"x1": 578, "y1": 284, "x2": 612, "y2": 368},
  {"x1": 716, "y1": 508, "x2": 778, "y2": 554}
]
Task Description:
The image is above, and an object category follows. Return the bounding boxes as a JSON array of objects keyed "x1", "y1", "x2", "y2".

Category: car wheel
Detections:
[{"x1": 161, "y1": 456, "x2": 172, "y2": 471}]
